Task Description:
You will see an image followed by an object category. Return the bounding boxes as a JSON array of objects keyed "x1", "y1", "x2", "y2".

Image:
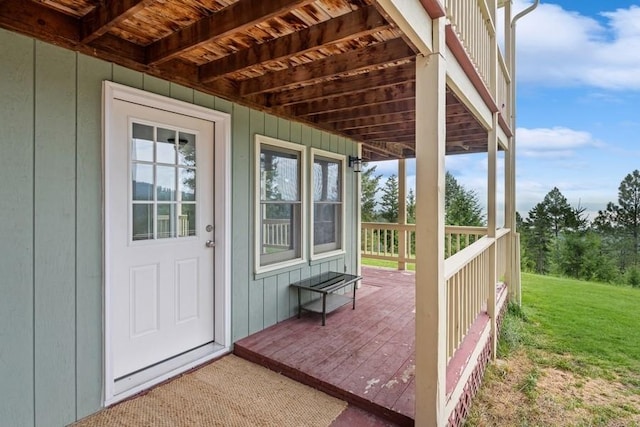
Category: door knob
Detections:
[{"x1": 206, "y1": 240, "x2": 216, "y2": 248}]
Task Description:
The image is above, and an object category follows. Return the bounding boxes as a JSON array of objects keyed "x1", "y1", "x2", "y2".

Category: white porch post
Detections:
[
  {"x1": 415, "y1": 17, "x2": 447, "y2": 427},
  {"x1": 398, "y1": 158, "x2": 407, "y2": 271},
  {"x1": 488, "y1": 0, "x2": 498, "y2": 357},
  {"x1": 488, "y1": 112, "x2": 498, "y2": 359}
]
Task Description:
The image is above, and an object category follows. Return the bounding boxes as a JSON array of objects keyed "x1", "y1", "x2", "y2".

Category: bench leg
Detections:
[
  {"x1": 297, "y1": 288, "x2": 301, "y2": 319},
  {"x1": 352, "y1": 283, "x2": 357, "y2": 310},
  {"x1": 322, "y1": 294, "x2": 327, "y2": 326}
]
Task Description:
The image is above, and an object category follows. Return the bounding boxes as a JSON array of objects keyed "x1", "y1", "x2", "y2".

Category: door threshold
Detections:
[{"x1": 107, "y1": 342, "x2": 228, "y2": 406}]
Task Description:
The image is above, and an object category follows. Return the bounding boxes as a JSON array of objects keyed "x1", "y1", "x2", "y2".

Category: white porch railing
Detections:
[
  {"x1": 361, "y1": 222, "x2": 416, "y2": 263},
  {"x1": 446, "y1": 0, "x2": 514, "y2": 130},
  {"x1": 361, "y1": 223, "x2": 488, "y2": 263},
  {"x1": 444, "y1": 228, "x2": 509, "y2": 361},
  {"x1": 497, "y1": 52, "x2": 511, "y2": 123},
  {"x1": 446, "y1": 0, "x2": 496, "y2": 89}
]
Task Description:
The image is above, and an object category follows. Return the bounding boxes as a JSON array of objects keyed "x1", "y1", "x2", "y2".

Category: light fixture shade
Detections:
[{"x1": 348, "y1": 155, "x2": 362, "y2": 172}]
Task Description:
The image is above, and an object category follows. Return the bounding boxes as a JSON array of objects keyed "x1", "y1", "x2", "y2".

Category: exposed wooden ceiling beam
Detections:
[
  {"x1": 239, "y1": 37, "x2": 415, "y2": 96},
  {"x1": 366, "y1": 135, "x2": 416, "y2": 143},
  {"x1": 308, "y1": 99, "x2": 415, "y2": 123},
  {"x1": 331, "y1": 112, "x2": 415, "y2": 130},
  {"x1": 0, "y1": 0, "x2": 79, "y2": 45},
  {"x1": 81, "y1": 0, "x2": 149, "y2": 44},
  {"x1": 199, "y1": 5, "x2": 388, "y2": 83},
  {"x1": 345, "y1": 125, "x2": 416, "y2": 139},
  {"x1": 355, "y1": 130, "x2": 416, "y2": 140},
  {"x1": 344, "y1": 122, "x2": 415, "y2": 136},
  {"x1": 262, "y1": 62, "x2": 415, "y2": 107},
  {"x1": 290, "y1": 82, "x2": 415, "y2": 116},
  {"x1": 146, "y1": 0, "x2": 314, "y2": 65}
]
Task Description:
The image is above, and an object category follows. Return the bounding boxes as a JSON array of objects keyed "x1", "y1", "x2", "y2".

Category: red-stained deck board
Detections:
[{"x1": 233, "y1": 267, "x2": 507, "y2": 426}]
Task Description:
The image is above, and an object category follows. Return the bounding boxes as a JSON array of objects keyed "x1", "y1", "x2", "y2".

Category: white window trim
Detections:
[
  {"x1": 310, "y1": 148, "x2": 346, "y2": 261},
  {"x1": 254, "y1": 134, "x2": 307, "y2": 274}
]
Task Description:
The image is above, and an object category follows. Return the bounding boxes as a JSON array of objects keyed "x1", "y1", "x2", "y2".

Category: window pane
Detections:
[
  {"x1": 178, "y1": 132, "x2": 196, "y2": 166},
  {"x1": 178, "y1": 203, "x2": 196, "y2": 237},
  {"x1": 314, "y1": 203, "x2": 341, "y2": 247},
  {"x1": 179, "y1": 167, "x2": 196, "y2": 201},
  {"x1": 157, "y1": 128, "x2": 177, "y2": 164},
  {"x1": 132, "y1": 204, "x2": 153, "y2": 240},
  {"x1": 157, "y1": 166, "x2": 176, "y2": 201},
  {"x1": 132, "y1": 123, "x2": 154, "y2": 162},
  {"x1": 132, "y1": 163, "x2": 154, "y2": 201},
  {"x1": 260, "y1": 202, "x2": 301, "y2": 265},
  {"x1": 157, "y1": 204, "x2": 175, "y2": 239},
  {"x1": 260, "y1": 147, "x2": 299, "y2": 201},
  {"x1": 313, "y1": 158, "x2": 341, "y2": 202}
]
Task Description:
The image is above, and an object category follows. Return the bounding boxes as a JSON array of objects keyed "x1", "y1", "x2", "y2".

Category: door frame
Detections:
[{"x1": 102, "y1": 81, "x2": 232, "y2": 405}]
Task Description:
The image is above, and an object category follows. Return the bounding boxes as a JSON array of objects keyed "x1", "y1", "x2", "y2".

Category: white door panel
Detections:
[{"x1": 108, "y1": 99, "x2": 215, "y2": 379}]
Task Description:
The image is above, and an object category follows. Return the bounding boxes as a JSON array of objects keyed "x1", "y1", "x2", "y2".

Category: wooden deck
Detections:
[{"x1": 234, "y1": 267, "x2": 505, "y2": 426}]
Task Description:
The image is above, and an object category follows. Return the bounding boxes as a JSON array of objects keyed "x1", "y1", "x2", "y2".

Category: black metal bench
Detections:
[{"x1": 290, "y1": 271, "x2": 362, "y2": 326}]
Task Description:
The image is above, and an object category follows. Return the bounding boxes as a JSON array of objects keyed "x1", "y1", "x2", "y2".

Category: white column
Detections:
[
  {"x1": 398, "y1": 158, "x2": 407, "y2": 271},
  {"x1": 415, "y1": 17, "x2": 447, "y2": 427},
  {"x1": 488, "y1": 113, "x2": 498, "y2": 359}
]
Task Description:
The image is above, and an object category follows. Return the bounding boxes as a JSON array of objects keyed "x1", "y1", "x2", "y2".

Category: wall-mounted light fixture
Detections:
[{"x1": 348, "y1": 155, "x2": 362, "y2": 173}]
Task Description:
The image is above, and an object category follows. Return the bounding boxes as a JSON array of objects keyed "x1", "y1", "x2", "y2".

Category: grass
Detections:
[
  {"x1": 465, "y1": 273, "x2": 640, "y2": 426},
  {"x1": 521, "y1": 272, "x2": 640, "y2": 376},
  {"x1": 361, "y1": 257, "x2": 415, "y2": 271}
]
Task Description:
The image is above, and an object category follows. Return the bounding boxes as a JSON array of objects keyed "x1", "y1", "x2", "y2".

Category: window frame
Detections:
[
  {"x1": 254, "y1": 135, "x2": 307, "y2": 274},
  {"x1": 310, "y1": 148, "x2": 346, "y2": 260}
]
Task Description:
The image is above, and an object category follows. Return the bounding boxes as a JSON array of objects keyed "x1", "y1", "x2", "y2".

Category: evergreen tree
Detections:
[
  {"x1": 543, "y1": 187, "x2": 574, "y2": 238},
  {"x1": 379, "y1": 174, "x2": 399, "y2": 223},
  {"x1": 593, "y1": 170, "x2": 640, "y2": 269},
  {"x1": 445, "y1": 172, "x2": 484, "y2": 226},
  {"x1": 407, "y1": 188, "x2": 416, "y2": 224},
  {"x1": 360, "y1": 164, "x2": 382, "y2": 222},
  {"x1": 524, "y1": 202, "x2": 552, "y2": 274}
]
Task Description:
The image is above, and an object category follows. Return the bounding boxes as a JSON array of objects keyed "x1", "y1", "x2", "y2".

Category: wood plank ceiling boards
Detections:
[{"x1": 0, "y1": 0, "x2": 495, "y2": 161}]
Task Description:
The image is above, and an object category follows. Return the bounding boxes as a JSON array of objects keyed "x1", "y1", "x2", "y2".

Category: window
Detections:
[
  {"x1": 311, "y1": 149, "x2": 345, "y2": 257},
  {"x1": 255, "y1": 135, "x2": 306, "y2": 272},
  {"x1": 131, "y1": 122, "x2": 197, "y2": 241}
]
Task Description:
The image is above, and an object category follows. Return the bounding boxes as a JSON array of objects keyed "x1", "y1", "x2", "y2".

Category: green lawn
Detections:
[
  {"x1": 521, "y1": 272, "x2": 640, "y2": 376},
  {"x1": 361, "y1": 257, "x2": 415, "y2": 271},
  {"x1": 467, "y1": 273, "x2": 640, "y2": 426}
]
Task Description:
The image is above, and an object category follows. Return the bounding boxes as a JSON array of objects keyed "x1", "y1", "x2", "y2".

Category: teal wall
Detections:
[{"x1": 0, "y1": 28, "x2": 359, "y2": 426}]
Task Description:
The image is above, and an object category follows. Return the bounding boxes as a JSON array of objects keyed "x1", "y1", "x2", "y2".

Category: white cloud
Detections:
[
  {"x1": 516, "y1": 126, "x2": 600, "y2": 157},
  {"x1": 509, "y1": 2, "x2": 640, "y2": 90}
]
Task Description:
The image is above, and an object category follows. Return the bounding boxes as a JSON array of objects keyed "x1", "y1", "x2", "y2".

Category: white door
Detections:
[{"x1": 107, "y1": 99, "x2": 215, "y2": 380}]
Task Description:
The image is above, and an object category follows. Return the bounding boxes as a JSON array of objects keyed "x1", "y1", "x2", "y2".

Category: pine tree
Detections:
[
  {"x1": 360, "y1": 164, "x2": 382, "y2": 222},
  {"x1": 524, "y1": 202, "x2": 552, "y2": 274},
  {"x1": 445, "y1": 172, "x2": 484, "y2": 226},
  {"x1": 593, "y1": 170, "x2": 640, "y2": 269},
  {"x1": 407, "y1": 188, "x2": 416, "y2": 224},
  {"x1": 379, "y1": 174, "x2": 399, "y2": 223}
]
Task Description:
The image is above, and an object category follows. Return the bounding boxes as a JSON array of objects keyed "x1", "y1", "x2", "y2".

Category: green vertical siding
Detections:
[
  {"x1": 0, "y1": 28, "x2": 360, "y2": 425},
  {"x1": 34, "y1": 40, "x2": 78, "y2": 426},
  {"x1": 76, "y1": 54, "x2": 112, "y2": 420},
  {"x1": 0, "y1": 30, "x2": 35, "y2": 427}
]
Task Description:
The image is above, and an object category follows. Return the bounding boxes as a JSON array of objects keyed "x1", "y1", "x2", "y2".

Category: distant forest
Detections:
[
  {"x1": 518, "y1": 170, "x2": 640, "y2": 287},
  {"x1": 362, "y1": 164, "x2": 640, "y2": 288}
]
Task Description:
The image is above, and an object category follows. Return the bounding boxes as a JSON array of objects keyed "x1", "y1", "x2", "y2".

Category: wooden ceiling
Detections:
[{"x1": 0, "y1": 0, "x2": 489, "y2": 160}]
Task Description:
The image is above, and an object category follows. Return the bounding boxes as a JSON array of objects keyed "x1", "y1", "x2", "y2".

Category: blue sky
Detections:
[{"x1": 371, "y1": 0, "x2": 640, "y2": 222}]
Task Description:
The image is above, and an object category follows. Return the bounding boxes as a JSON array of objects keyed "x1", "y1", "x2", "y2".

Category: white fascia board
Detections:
[
  {"x1": 445, "y1": 46, "x2": 493, "y2": 130},
  {"x1": 376, "y1": 0, "x2": 434, "y2": 55}
]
